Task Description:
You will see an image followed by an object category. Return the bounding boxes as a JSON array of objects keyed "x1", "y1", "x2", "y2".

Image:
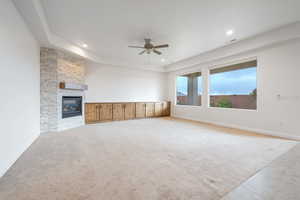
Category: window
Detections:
[
  {"x1": 209, "y1": 60, "x2": 257, "y2": 110},
  {"x1": 176, "y1": 72, "x2": 202, "y2": 106}
]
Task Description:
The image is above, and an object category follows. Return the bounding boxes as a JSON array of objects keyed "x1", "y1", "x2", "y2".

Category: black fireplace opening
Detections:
[{"x1": 62, "y1": 96, "x2": 82, "y2": 118}]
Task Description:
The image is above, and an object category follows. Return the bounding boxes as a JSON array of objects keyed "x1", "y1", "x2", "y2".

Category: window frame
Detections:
[
  {"x1": 175, "y1": 71, "x2": 203, "y2": 107},
  {"x1": 208, "y1": 59, "x2": 259, "y2": 111}
]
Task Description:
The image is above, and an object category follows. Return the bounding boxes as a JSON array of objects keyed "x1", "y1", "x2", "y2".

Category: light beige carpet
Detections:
[{"x1": 0, "y1": 117, "x2": 297, "y2": 200}]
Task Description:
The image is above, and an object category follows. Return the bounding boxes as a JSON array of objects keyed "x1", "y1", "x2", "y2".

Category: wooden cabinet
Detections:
[
  {"x1": 85, "y1": 101, "x2": 170, "y2": 124},
  {"x1": 99, "y1": 104, "x2": 113, "y2": 121},
  {"x1": 113, "y1": 104, "x2": 124, "y2": 121},
  {"x1": 135, "y1": 103, "x2": 146, "y2": 118},
  {"x1": 124, "y1": 103, "x2": 135, "y2": 120},
  {"x1": 85, "y1": 104, "x2": 99, "y2": 123},
  {"x1": 146, "y1": 103, "x2": 155, "y2": 118},
  {"x1": 155, "y1": 102, "x2": 170, "y2": 117},
  {"x1": 155, "y1": 102, "x2": 163, "y2": 117},
  {"x1": 85, "y1": 104, "x2": 92, "y2": 123},
  {"x1": 113, "y1": 103, "x2": 136, "y2": 121},
  {"x1": 162, "y1": 101, "x2": 171, "y2": 116}
]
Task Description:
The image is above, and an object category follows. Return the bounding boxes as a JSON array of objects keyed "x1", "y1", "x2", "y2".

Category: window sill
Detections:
[
  {"x1": 207, "y1": 106, "x2": 258, "y2": 112},
  {"x1": 175, "y1": 104, "x2": 203, "y2": 108},
  {"x1": 174, "y1": 105, "x2": 258, "y2": 112}
]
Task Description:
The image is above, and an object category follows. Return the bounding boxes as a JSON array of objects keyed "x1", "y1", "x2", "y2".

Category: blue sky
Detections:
[
  {"x1": 176, "y1": 77, "x2": 188, "y2": 95},
  {"x1": 177, "y1": 67, "x2": 256, "y2": 95}
]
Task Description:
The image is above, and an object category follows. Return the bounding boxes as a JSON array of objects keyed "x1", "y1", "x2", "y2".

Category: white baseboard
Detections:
[{"x1": 172, "y1": 115, "x2": 300, "y2": 141}]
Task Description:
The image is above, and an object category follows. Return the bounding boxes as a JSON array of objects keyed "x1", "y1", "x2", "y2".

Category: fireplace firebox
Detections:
[{"x1": 62, "y1": 96, "x2": 82, "y2": 118}]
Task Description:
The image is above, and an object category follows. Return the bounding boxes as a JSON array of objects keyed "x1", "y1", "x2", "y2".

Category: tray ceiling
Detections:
[{"x1": 16, "y1": 0, "x2": 300, "y2": 71}]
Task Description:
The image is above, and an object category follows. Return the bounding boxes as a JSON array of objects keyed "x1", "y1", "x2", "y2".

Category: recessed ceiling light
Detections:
[
  {"x1": 226, "y1": 30, "x2": 234, "y2": 36},
  {"x1": 161, "y1": 58, "x2": 166, "y2": 62},
  {"x1": 82, "y1": 43, "x2": 88, "y2": 48}
]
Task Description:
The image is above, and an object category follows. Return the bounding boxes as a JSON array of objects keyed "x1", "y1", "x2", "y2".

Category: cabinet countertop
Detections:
[{"x1": 85, "y1": 101, "x2": 170, "y2": 104}]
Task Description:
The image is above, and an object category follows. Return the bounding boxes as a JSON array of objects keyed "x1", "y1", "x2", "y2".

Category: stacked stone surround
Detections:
[{"x1": 40, "y1": 47, "x2": 86, "y2": 133}]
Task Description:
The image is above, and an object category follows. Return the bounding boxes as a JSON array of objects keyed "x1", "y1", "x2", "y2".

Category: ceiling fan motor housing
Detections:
[{"x1": 144, "y1": 43, "x2": 154, "y2": 49}]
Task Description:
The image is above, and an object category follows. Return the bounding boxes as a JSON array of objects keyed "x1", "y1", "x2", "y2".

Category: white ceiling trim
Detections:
[
  {"x1": 14, "y1": 0, "x2": 300, "y2": 73},
  {"x1": 164, "y1": 22, "x2": 300, "y2": 72},
  {"x1": 16, "y1": 0, "x2": 102, "y2": 62},
  {"x1": 13, "y1": 0, "x2": 166, "y2": 72}
]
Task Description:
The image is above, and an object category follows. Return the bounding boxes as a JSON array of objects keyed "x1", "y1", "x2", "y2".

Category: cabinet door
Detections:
[
  {"x1": 155, "y1": 102, "x2": 163, "y2": 117},
  {"x1": 124, "y1": 103, "x2": 135, "y2": 120},
  {"x1": 113, "y1": 104, "x2": 124, "y2": 121},
  {"x1": 146, "y1": 103, "x2": 155, "y2": 117},
  {"x1": 162, "y1": 101, "x2": 171, "y2": 116},
  {"x1": 95, "y1": 104, "x2": 101, "y2": 121},
  {"x1": 136, "y1": 103, "x2": 146, "y2": 118},
  {"x1": 85, "y1": 104, "x2": 99, "y2": 123},
  {"x1": 99, "y1": 104, "x2": 113, "y2": 121},
  {"x1": 85, "y1": 104, "x2": 91, "y2": 123}
]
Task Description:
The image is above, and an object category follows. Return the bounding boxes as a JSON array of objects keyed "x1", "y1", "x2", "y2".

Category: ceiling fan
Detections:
[{"x1": 129, "y1": 39, "x2": 169, "y2": 55}]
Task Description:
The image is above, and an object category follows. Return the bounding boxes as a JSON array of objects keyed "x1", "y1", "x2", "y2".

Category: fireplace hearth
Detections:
[{"x1": 62, "y1": 96, "x2": 82, "y2": 118}]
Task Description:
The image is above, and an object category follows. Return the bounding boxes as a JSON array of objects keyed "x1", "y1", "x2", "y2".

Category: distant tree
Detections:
[
  {"x1": 250, "y1": 88, "x2": 257, "y2": 96},
  {"x1": 216, "y1": 99, "x2": 232, "y2": 108}
]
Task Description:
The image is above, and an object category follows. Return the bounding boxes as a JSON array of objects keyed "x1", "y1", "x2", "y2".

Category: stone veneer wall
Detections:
[{"x1": 40, "y1": 47, "x2": 86, "y2": 133}]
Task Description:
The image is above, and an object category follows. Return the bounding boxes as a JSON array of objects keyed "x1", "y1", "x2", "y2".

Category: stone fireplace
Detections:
[{"x1": 40, "y1": 47, "x2": 86, "y2": 133}]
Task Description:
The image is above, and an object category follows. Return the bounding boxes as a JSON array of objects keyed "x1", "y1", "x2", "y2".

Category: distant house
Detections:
[{"x1": 177, "y1": 91, "x2": 187, "y2": 96}]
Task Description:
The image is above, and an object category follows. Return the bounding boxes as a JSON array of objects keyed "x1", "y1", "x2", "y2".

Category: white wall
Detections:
[
  {"x1": 0, "y1": 0, "x2": 40, "y2": 177},
  {"x1": 168, "y1": 39, "x2": 300, "y2": 140},
  {"x1": 85, "y1": 63, "x2": 168, "y2": 102}
]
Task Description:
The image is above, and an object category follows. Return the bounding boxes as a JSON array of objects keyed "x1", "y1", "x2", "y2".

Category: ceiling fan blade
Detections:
[
  {"x1": 128, "y1": 46, "x2": 145, "y2": 49},
  {"x1": 139, "y1": 50, "x2": 146, "y2": 55},
  {"x1": 153, "y1": 49, "x2": 162, "y2": 55},
  {"x1": 154, "y1": 44, "x2": 169, "y2": 49}
]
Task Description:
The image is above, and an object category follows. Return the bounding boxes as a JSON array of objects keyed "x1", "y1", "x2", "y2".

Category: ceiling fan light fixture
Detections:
[{"x1": 226, "y1": 29, "x2": 234, "y2": 36}]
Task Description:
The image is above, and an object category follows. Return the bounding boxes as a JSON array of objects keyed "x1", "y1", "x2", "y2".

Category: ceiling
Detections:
[{"x1": 33, "y1": 1, "x2": 300, "y2": 70}]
